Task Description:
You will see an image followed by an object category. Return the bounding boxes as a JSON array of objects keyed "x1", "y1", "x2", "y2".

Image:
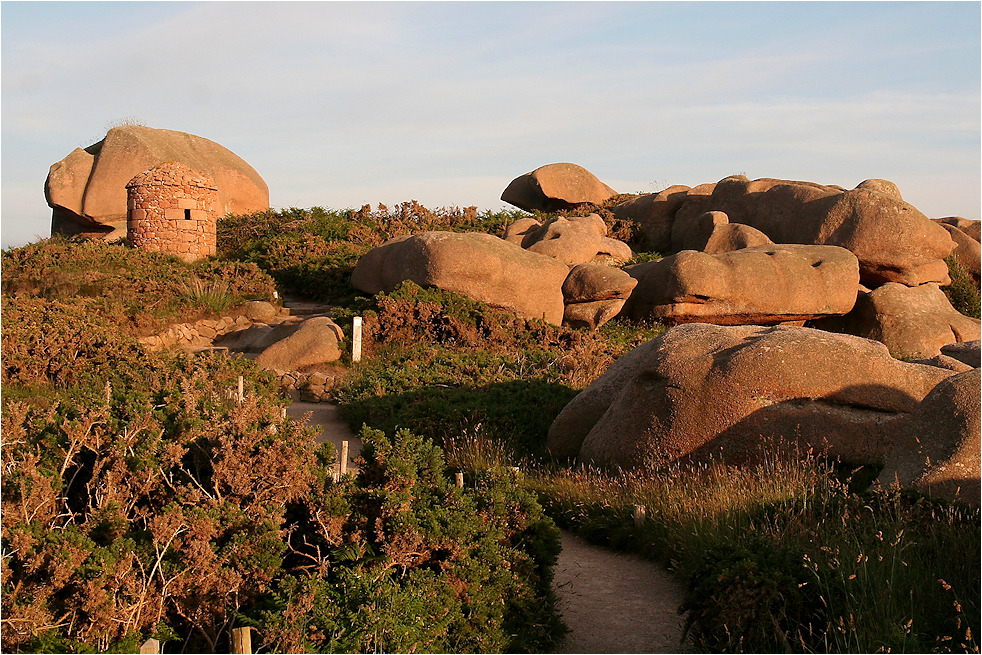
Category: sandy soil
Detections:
[{"x1": 551, "y1": 531, "x2": 689, "y2": 654}]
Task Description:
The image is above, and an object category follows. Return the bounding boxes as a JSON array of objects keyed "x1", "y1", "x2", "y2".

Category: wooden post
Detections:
[
  {"x1": 237, "y1": 376, "x2": 244, "y2": 404},
  {"x1": 455, "y1": 472, "x2": 464, "y2": 488},
  {"x1": 340, "y1": 441, "x2": 349, "y2": 476},
  {"x1": 105, "y1": 381, "x2": 112, "y2": 406},
  {"x1": 632, "y1": 504, "x2": 646, "y2": 527},
  {"x1": 139, "y1": 638, "x2": 160, "y2": 654},
  {"x1": 232, "y1": 626, "x2": 252, "y2": 654},
  {"x1": 352, "y1": 317, "x2": 363, "y2": 363},
  {"x1": 281, "y1": 407, "x2": 287, "y2": 419}
]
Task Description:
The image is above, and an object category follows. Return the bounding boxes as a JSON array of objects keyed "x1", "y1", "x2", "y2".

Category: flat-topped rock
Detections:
[{"x1": 623, "y1": 244, "x2": 859, "y2": 326}]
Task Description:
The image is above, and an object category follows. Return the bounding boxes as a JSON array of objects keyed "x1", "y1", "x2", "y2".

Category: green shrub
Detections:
[
  {"x1": 249, "y1": 427, "x2": 565, "y2": 653},
  {"x1": 1, "y1": 355, "x2": 311, "y2": 653},
  {"x1": 2, "y1": 296, "x2": 564, "y2": 653},
  {"x1": 943, "y1": 254, "x2": 981, "y2": 318},
  {"x1": 217, "y1": 203, "x2": 529, "y2": 302}
]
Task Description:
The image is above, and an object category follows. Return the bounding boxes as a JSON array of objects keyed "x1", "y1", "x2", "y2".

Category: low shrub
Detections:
[
  {"x1": 2, "y1": 291, "x2": 564, "y2": 653},
  {"x1": 254, "y1": 428, "x2": 564, "y2": 653},
  {"x1": 217, "y1": 203, "x2": 529, "y2": 302},
  {"x1": 944, "y1": 254, "x2": 981, "y2": 318}
]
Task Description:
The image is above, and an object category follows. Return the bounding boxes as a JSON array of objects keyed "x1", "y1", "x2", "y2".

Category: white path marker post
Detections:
[
  {"x1": 237, "y1": 376, "x2": 244, "y2": 404},
  {"x1": 340, "y1": 440, "x2": 349, "y2": 477},
  {"x1": 231, "y1": 627, "x2": 252, "y2": 654},
  {"x1": 352, "y1": 317, "x2": 363, "y2": 363}
]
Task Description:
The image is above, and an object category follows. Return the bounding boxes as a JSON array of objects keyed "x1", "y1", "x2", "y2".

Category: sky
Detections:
[{"x1": 2, "y1": 1, "x2": 980, "y2": 249}]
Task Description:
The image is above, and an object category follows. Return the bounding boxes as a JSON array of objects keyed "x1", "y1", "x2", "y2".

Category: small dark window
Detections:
[{"x1": 184, "y1": 208, "x2": 192, "y2": 220}]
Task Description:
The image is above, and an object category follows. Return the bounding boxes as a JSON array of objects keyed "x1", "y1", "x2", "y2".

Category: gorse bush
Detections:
[
  {"x1": 944, "y1": 254, "x2": 981, "y2": 318},
  {"x1": 1, "y1": 340, "x2": 565, "y2": 653},
  {"x1": 1, "y1": 353, "x2": 311, "y2": 652},
  {"x1": 1, "y1": 237, "x2": 565, "y2": 653},
  {"x1": 256, "y1": 427, "x2": 564, "y2": 653}
]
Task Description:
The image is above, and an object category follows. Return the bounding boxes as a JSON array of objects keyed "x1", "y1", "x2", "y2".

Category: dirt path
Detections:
[
  {"x1": 286, "y1": 401, "x2": 362, "y2": 472},
  {"x1": 551, "y1": 530, "x2": 689, "y2": 654}
]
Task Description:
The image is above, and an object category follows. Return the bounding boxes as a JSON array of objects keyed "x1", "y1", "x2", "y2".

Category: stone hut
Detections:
[{"x1": 125, "y1": 161, "x2": 218, "y2": 261}]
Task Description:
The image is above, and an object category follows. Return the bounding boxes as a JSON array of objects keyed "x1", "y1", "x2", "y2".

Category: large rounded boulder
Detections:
[
  {"x1": 46, "y1": 125, "x2": 269, "y2": 240},
  {"x1": 878, "y1": 368, "x2": 980, "y2": 506},
  {"x1": 547, "y1": 324, "x2": 956, "y2": 470},
  {"x1": 351, "y1": 231, "x2": 570, "y2": 324},
  {"x1": 500, "y1": 163, "x2": 617, "y2": 212}
]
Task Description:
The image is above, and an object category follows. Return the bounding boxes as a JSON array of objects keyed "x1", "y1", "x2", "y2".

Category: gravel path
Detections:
[{"x1": 551, "y1": 531, "x2": 689, "y2": 654}]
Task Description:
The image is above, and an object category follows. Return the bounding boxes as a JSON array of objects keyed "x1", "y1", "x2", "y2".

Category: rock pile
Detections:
[
  {"x1": 350, "y1": 164, "x2": 979, "y2": 351},
  {"x1": 497, "y1": 163, "x2": 979, "y2": 503},
  {"x1": 141, "y1": 301, "x2": 346, "y2": 402}
]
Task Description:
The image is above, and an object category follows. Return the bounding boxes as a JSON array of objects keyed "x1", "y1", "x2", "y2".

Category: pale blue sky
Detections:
[{"x1": 2, "y1": 1, "x2": 980, "y2": 248}]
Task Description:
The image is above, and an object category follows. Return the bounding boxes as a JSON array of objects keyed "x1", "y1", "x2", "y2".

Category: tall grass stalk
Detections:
[{"x1": 179, "y1": 276, "x2": 236, "y2": 315}]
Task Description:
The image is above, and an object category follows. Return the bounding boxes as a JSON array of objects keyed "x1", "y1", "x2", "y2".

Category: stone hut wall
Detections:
[{"x1": 126, "y1": 161, "x2": 219, "y2": 262}]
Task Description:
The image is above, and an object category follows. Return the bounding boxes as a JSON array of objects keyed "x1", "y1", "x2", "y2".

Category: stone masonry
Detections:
[{"x1": 126, "y1": 161, "x2": 218, "y2": 261}]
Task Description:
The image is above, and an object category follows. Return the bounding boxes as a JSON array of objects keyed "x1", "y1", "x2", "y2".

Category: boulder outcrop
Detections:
[
  {"x1": 667, "y1": 176, "x2": 955, "y2": 286},
  {"x1": 814, "y1": 283, "x2": 981, "y2": 359},
  {"x1": 46, "y1": 125, "x2": 269, "y2": 240},
  {"x1": 623, "y1": 244, "x2": 859, "y2": 325},
  {"x1": 878, "y1": 368, "x2": 980, "y2": 506},
  {"x1": 936, "y1": 217, "x2": 981, "y2": 243},
  {"x1": 611, "y1": 185, "x2": 695, "y2": 253},
  {"x1": 937, "y1": 222, "x2": 981, "y2": 283},
  {"x1": 351, "y1": 231, "x2": 570, "y2": 324},
  {"x1": 501, "y1": 163, "x2": 617, "y2": 212},
  {"x1": 547, "y1": 324, "x2": 956, "y2": 471},
  {"x1": 611, "y1": 176, "x2": 955, "y2": 286},
  {"x1": 505, "y1": 214, "x2": 632, "y2": 266}
]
